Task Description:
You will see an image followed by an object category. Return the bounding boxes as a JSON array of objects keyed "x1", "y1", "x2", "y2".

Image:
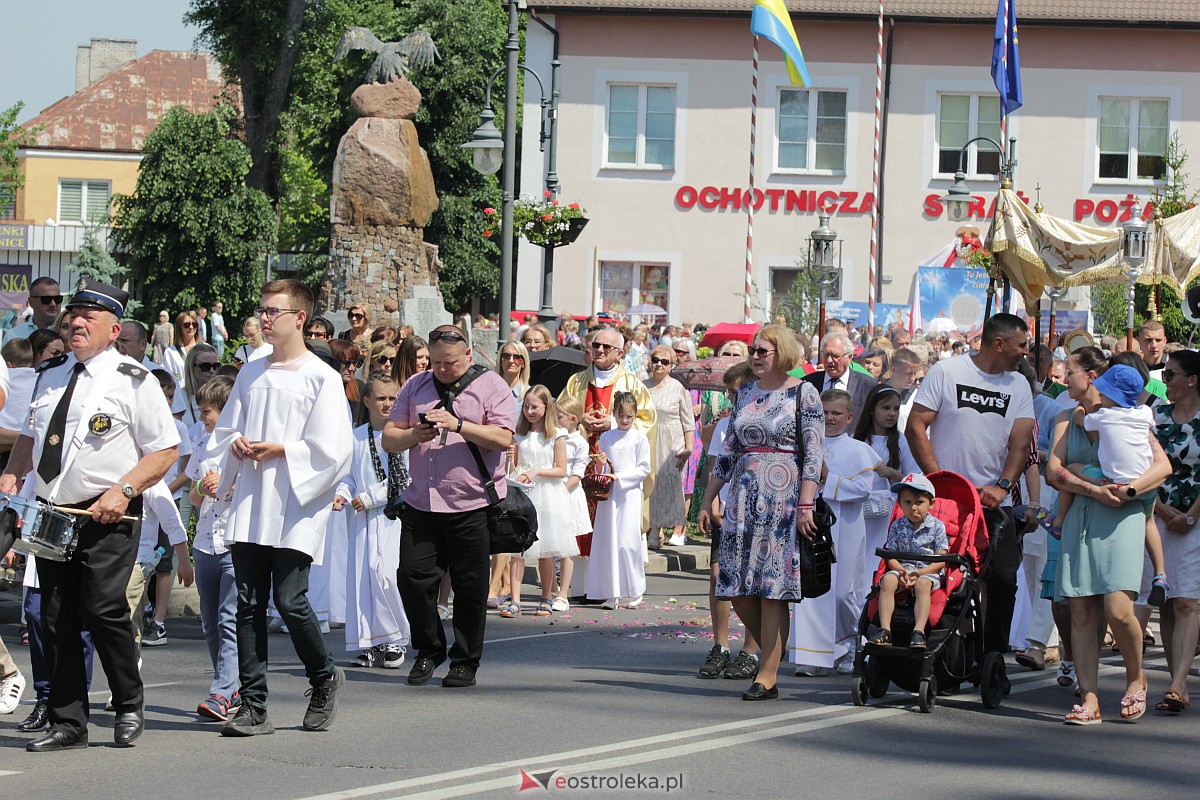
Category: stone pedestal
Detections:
[{"x1": 397, "y1": 284, "x2": 452, "y2": 338}]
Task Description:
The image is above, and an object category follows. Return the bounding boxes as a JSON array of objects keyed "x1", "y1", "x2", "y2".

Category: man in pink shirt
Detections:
[{"x1": 383, "y1": 325, "x2": 515, "y2": 688}]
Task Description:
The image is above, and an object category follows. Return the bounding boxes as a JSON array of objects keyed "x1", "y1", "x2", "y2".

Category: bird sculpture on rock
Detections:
[{"x1": 334, "y1": 27, "x2": 439, "y2": 84}]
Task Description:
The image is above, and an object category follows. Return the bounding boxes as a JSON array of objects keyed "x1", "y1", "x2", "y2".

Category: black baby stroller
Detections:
[{"x1": 850, "y1": 470, "x2": 1006, "y2": 713}]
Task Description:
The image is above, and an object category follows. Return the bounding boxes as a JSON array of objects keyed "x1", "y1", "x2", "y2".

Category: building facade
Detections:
[{"x1": 514, "y1": 1, "x2": 1200, "y2": 326}]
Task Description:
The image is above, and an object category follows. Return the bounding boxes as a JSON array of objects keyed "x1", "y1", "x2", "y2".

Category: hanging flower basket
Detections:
[{"x1": 482, "y1": 191, "x2": 588, "y2": 248}]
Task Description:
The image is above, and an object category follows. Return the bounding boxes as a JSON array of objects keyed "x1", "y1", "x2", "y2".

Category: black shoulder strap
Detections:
[{"x1": 432, "y1": 365, "x2": 501, "y2": 505}]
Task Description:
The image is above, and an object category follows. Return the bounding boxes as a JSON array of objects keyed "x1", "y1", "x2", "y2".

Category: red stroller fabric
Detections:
[{"x1": 866, "y1": 471, "x2": 987, "y2": 627}]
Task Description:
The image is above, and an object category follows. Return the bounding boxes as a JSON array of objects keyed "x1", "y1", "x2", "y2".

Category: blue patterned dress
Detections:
[{"x1": 714, "y1": 381, "x2": 825, "y2": 600}]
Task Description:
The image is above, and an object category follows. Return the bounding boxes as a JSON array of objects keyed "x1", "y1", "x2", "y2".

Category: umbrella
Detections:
[
  {"x1": 699, "y1": 322, "x2": 761, "y2": 351},
  {"x1": 529, "y1": 346, "x2": 588, "y2": 396},
  {"x1": 924, "y1": 317, "x2": 959, "y2": 335},
  {"x1": 670, "y1": 355, "x2": 748, "y2": 392},
  {"x1": 624, "y1": 303, "x2": 667, "y2": 317}
]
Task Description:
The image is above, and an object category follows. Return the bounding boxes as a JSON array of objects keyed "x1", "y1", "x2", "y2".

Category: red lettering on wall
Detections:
[
  {"x1": 719, "y1": 186, "x2": 742, "y2": 210},
  {"x1": 839, "y1": 191, "x2": 860, "y2": 213},
  {"x1": 699, "y1": 186, "x2": 720, "y2": 210},
  {"x1": 1095, "y1": 199, "x2": 1118, "y2": 223},
  {"x1": 1073, "y1": 199, "x2": 1094, "y2": 221},
  {"x1": 785, "y1": 190, "x2": 806, "y2": 212},
  {"x1": 817, "y1": 191, "x2": 839, "y2": 212},
  {"x1": 748, "y1": 188, "x2": 765, "y2": 210},
  {"x1": 923, "y1": 193, "x2": 943, "y2": 217},
  {"x1": 675, "y1": 185, "x2": 697, "y2": 209},
  {"x1": 765, "y1": 188, "x2": 784, "y2": 211},
  {"x1": 859, "y1": 192, "x2": 875, "y2": 214},
  {"x1": 968, "y1": 196, "x2": 986, "y2": 218}
]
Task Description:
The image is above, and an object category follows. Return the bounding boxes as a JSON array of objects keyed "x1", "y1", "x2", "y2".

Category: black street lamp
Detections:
[
  {"x1": 807, "y1": 208, "x2": 842, "y2": 342},
  {"x1": 942, "y1": 136, "x2": 1018, "y2": 223}
]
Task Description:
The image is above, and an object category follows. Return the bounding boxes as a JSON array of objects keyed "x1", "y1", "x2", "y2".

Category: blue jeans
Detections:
[
  {"x1": 194, "y1": 549, "x2": 238, "y2": 699},
  {"x1": 23, "y1": 587, "x2": 94, "y2": 701}
]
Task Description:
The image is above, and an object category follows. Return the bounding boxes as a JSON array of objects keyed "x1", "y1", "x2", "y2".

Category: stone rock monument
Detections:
[{"x1": 320, "y1": 28, "x2": 453, "y2": 336}]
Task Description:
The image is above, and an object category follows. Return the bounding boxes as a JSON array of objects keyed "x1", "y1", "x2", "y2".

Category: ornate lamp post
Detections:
[
  {"x1": 1121, "y1": 199, "x2": 1149, "y2": 351},
  {"x1": 462, "y1": 1, "x2": 566, "y2": 333},
  {"x1": 807, "y1": 208, "x2": 842, "y2": 342}
]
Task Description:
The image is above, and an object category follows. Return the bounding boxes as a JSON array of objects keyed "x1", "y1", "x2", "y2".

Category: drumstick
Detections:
[{"x1": 52, "y1": 505, "x2": 139, "y2": 522}]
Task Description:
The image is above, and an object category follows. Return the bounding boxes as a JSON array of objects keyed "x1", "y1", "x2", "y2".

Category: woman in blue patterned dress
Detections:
[{"x1": 699, "y1": 325, "x2": 824, "y2": 701}]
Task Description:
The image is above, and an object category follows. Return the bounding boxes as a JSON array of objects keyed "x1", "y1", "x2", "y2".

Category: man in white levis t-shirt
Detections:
[{"x1": 905, "y1": 313, "x2": 1035, "y2": 690}]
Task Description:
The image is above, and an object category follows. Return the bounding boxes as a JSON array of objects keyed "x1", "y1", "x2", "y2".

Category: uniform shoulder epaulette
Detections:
[
  {"x1": 117, "y1": 362, "x2": 148, "y2": 382},
  {"x1": 35, "y1": 353, "x2": 68, "y2": 372}
]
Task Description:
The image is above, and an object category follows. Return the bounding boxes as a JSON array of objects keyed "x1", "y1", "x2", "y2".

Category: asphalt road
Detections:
[{"x1": 1, "y1": 569, "x2": 1197, "y2": 799}]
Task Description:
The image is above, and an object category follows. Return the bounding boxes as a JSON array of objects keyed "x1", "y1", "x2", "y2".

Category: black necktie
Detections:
[{"x1": 38, "y1": 362, "x2": 86, "y2": 485}]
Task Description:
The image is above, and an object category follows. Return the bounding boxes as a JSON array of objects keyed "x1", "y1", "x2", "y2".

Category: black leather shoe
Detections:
[
  {"x1": 441, "y1": 665, "x2": 477, "y2": 688},
  {"x1": 408, "y1": 655, "x2": 444, "y2": 686},
  {"x1": 741, "y1": 682, "x2": 779, "y2": 701},
  {"x1": 113, "y1": 710, "x2": 144, "y2": 746},
  {"x1": 17, "y1": 700, "x2": 50, "y2": 732},
  {"x1": 27, "y1": 728, "x2": 88, "y2": 752}
]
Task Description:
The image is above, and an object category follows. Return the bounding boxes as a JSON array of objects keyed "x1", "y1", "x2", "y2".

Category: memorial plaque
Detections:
[{"x1": 398, "y1": 284, "x2": 451, "y2": 337}]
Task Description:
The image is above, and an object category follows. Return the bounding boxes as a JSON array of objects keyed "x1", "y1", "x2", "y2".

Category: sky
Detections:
[{"x1": 1, "y1": 0, "x2": 200, "y2": 123}]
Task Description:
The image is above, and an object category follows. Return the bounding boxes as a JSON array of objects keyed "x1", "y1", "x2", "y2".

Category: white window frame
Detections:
[
  {"x1": 933, "y1": 93, "x2": 1003, "y2": 180},
  {"x1": 1086, "y1": 84, "x2": 1181, "y2": 188},
  {"x1": 773, "y1": 87, "x2": 849, "y2": 176},
  {"x1": 593, "y1": 70, "x2": 688, "y2": 180},
  {"x1": 603, "y1": 83, "x2": 677, "y2": 170},
  {"x1": 1096, "y1": 96, "x2": 1171, "y2": 185},
  {"x1": 57, "y1": 179, "x2": 112, "y2": 224}
]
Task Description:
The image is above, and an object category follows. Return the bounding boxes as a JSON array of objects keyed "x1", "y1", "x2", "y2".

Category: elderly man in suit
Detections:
[{"x1": 802, "y1": 331, "x2": 877, "y2": 418}]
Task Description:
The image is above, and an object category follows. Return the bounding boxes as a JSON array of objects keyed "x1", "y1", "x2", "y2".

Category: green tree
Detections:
[
  {"x1": 1, "y1": 102, "x2": 39, "y2": 210},
  {"x1": 71, "y1": 223, "x2": 143, "y2": 316},
  {"x1": 110, "y1": 105, "x2": 275, "y2": 322}
]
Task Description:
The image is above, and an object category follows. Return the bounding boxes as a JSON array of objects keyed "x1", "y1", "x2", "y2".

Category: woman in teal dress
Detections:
[{"x1": 1048, "y1": 346, "x2": 1173, "y2": 725}]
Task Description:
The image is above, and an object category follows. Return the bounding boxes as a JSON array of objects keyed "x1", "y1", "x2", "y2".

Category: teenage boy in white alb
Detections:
[
  {"x1": 906, "y1": 313, "x2": 1035, "y2": 692},
  {"x1": 205, "y1": 279, "x2": 353, "y2": 737}
]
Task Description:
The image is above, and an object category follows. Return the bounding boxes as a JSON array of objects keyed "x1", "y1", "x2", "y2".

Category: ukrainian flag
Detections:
[{"x1": 751, "y1": 0, "x2": 812, "y2": 87}]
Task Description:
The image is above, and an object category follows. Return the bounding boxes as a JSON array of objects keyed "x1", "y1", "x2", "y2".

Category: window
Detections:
[
  {"x1": 58, "y1": 179, "x2": 111, "y2": 223},
  {"x1": 605, "y1": 84, "x2": 676, "y2": 169},
  {"x1": 777, "y1": 89, "x2": 847, "y2": 172},
  {"x1": 0, "y1": 183, "x2": 14, "y2": 219},
  {"x1": 599, "y1": 262, "x2": 670, "y2": 315},
  {"x1": 937, "y1": 94, "x2": 1001, "y2": 176},
  {"x1": 1099, "y1": 98, "x2": 1168, "y2": 181}
]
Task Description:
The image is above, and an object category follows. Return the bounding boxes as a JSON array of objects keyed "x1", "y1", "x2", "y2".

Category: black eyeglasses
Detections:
[
  {"x1": 348, "y1": 312, "x2": 366, "y2": 321},
  {"x1": 650, "y1": 356, "x2": 672, "y2": 366},
  {"x1": 37, "y1": 295, "x2": 64, "y2": 306},
  {"x1": 256, "y1": 307, "x2": 301, "y2": 319},
  {"x1": 1163, "y1": 369, "x2": 1185, "y2": 382},
  {"x1": 429, "y1": 330, "x2": 467, "y2": 344},
  {"x1": 750, "y1": 347, "x2": 776, "y2": 358},
  {"x1": 341, "y1": 359, "x2": 363, "y2": 369},
  {"x1": 193, "y1": 362, "x2": 219, "y2": 373}
]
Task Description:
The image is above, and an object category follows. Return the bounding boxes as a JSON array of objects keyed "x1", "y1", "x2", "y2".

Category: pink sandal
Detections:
[
  {"x1": 1065, "y1": 704, "x2": 1102, "y2": 726},
  {"x1": 1120, "y1": 680, "x2": 1148, "y2": 721}
]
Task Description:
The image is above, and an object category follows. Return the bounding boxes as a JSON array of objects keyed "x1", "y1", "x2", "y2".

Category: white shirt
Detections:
[
  {"x1": 2, "y1": 321, "x2": 36, "y2": 345},
  {"x1": 822, "y1": 371, "x2": 849, "y2": 392},
  {"x1": 1084, "y1": 404, "x2": 1155, "y2": 484},
  {"x1": 0, "y1": 366, "x2": 35, "y2": 433},
  {"x1": 23, "y1": 347, "x2": 180, "y2": 504}
]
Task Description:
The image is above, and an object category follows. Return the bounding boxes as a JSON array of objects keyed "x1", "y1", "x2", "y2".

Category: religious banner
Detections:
[
  {"x1": 914, "y1": 265, "x2": 994, "y2": 333},
  {"x1": 826, "y1": 300, "x2": 911, "y2": 331}
]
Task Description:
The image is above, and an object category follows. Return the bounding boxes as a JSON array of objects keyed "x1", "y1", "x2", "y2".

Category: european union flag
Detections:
[{"x1": 991, "y1": 0, "x2": 1022, "y2": 117}]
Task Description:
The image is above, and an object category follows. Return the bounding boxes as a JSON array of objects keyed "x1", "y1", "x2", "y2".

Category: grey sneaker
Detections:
[
  {"x1": 698, "y1": 645, "x2": 731, "y2": 678},
  {"x1": 221, "y1": 705, "x2": 274, "y2": 737},
  {"x1": 303, "y1": 667, "x2": 345, "y2": 731},
  {"x1": 722, "y1": 650, "x2": 760, "y2": 680},
  {"x1": 142, "y1": 622, "x2": 167, "y2": 647}
]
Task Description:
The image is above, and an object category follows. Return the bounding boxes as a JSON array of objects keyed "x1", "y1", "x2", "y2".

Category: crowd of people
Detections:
[{"x1": 0, "y1": 275, "x2": 1198, "y2": 748}]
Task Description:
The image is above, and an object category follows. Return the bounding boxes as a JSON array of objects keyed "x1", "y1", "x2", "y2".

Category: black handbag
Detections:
[
  {"x1": 793, "y1": 382, "x2": 836, "y2": 598},
  {"x1": 798, "y1": 497, "x2": 837, "y2": 598}
]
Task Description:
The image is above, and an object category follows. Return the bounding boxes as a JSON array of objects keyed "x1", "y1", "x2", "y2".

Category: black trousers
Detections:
[
  {"x1": 982, "y1": 507, "x2": 1021, "y2": 654},
  {"x1": 398, "y1": 506, "x2": 490, "y2": 670},
  {"x1": 37, "y1": 511, "x2": 141, "y2": 733},
  {"x1": 230, "y1": 543, "x2": 335, "y2": 712}
]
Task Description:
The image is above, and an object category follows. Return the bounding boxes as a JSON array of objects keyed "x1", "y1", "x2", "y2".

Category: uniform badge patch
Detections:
[
  {"x1": 47, "y1": 433, "x2": 61, "y2": 446},
  {"x1": 89, "y1": 414, "x2": 112, "y2": 436}
]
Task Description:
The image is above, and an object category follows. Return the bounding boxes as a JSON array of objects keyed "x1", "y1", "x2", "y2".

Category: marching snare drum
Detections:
[{"x1": 3, "y1": 494, "x2": 79, "y2": 562}]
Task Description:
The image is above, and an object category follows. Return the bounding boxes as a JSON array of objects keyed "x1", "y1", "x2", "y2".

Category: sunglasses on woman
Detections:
[
  {"x1": 341, "y1": 359, "x2": 363, "y2": 369},
  {"x1": 650, "y1": 357, "x2": 672, "y2": 366},
  {"x1": 193, "y1": 362, "x2": 219, "y2": 373},
  {"x1": 500, "y1": 353, "x2": 525, "y2": 362},
  {"x1": 749, "y1": 347, "x2": 775, "y2": 358},
  {"x1": 374, "y1": 355, "x2": 395, "y2": 365}
]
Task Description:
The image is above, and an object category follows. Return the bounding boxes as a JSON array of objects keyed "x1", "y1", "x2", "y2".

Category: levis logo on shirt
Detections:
[{"x1": 956, "y1": 385, "x2": 1011, "y2": 415}]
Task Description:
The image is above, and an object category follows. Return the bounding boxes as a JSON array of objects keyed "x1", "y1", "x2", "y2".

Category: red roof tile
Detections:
[{"x1": 23, "y1": 50, "x2": 236, "y2": 153}]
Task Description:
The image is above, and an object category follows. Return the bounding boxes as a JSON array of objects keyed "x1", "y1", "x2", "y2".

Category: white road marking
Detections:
[
  {"x1": 296, "y1": 654, "x2": 1170, "y2": 800},
  {"x1": 483, "y1": 629, "x2": 591, "y2": 645},
  {"x1": 0, "y1": 770, "x2": 22, "y2": 777}
]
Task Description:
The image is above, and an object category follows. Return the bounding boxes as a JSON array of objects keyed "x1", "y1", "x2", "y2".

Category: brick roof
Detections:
[
  {"x1": 23, "y1": 50, "x2": 235, "y2": 153},
  {"x1": 528, "y1": 0, "x2": 1200, "y2": 23}
]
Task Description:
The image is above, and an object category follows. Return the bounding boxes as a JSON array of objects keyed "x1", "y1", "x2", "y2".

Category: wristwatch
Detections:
[
  {"x1": 118, "y1": 481, "x2": 136, "y2": 499},
  {"x1": 996, "y1": 478, "x2": 1012, "y2": 491},
  {"x1": 1125, "y1": 484, "x2": 1138, "y2": 498},
  {"x1": 1188, "y1": 515, "x2": 1197, "y2": 527}
]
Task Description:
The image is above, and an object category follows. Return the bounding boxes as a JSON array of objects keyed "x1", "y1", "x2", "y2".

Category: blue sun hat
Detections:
[{"x1": 1092, "y1": 364, "x2": 1144, "y2": 408}]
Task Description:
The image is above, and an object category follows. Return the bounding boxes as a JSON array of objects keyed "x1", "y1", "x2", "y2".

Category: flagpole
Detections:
[
  {"x1": 868, "y1": 0, "x2": 884, "y2": 333},
  {"x1": 744, "y1": 35, "x2": 759, "y2": 324}
]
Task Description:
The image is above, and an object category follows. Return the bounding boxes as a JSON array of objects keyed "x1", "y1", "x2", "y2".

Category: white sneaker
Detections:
[
  {"x1": 667, "y1": 534, "x2": 687, "y2": 547},
  {"x1": 0, "y1": 670, "x2": 27, "y2": 714},
  {"x1": 551, "y1": 597, "x2": 570, "y2": 612},
  {"x1": 834, "y1": 654, "x2": 854, "y2": 675}
]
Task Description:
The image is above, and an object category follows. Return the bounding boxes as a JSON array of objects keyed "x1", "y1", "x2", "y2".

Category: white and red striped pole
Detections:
[
  {"x1": 868, "y1": 0, "x2": 884, "y2": 332},
  {"x1": 744, "y1": 36, "x2": 759, "y2": 324}
]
